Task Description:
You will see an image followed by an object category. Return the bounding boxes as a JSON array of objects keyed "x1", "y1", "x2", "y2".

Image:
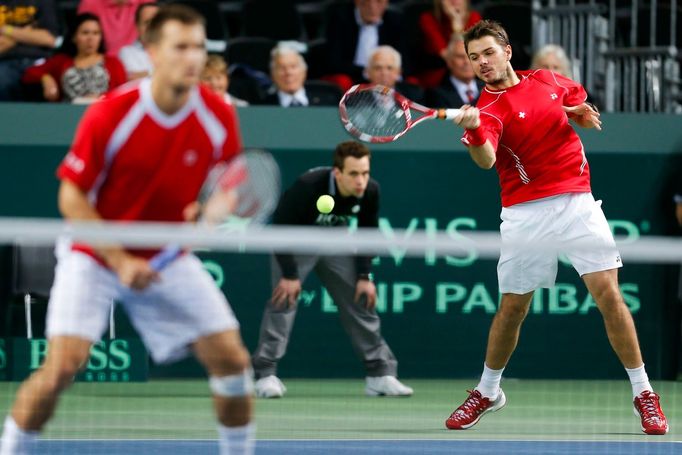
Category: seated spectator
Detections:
[
  {"x1": 201, "y1": 54, "x2": 249, "y2": 107},
  {"x1": 365, "y1": 45, "x2": 424, "y2": 104},
  {"x1": 417, "y1": 0, "x2": 481, "y2": 87},
  {"x1": 118, "y1": 1, "x2": 158, "y2": 80},
  {"x1": 0, "y1": 0, "x2": 59, "y2": 100},
  {"x1": 78, "y1": 0, "x2": 155, "y2": 57},
  {"x1": 531, "y1": 44, "x2": 572, "y2": 78},
  {"x1": 22, "y1": 13, "x2": 126, "y2": 103},
  {"x1": 325, "y1": 0, "x2": 406, "y2": 88},
  {"x1": 263, "y1": 44, "x2": 339, "y2": 107},
  {"x1": 425, "y1": 37, "x2": 482, "y2": 108}
]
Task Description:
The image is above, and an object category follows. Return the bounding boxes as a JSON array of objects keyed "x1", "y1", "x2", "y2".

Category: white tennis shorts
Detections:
[
  {"x1": 497, "y1": 192, "x2": 622, "y2": 294},
  {"x1": 46, "y1": 250, "x2": 239, "y2": 364}
]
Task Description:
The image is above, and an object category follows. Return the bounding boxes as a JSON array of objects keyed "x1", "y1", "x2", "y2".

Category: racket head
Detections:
[
  {"x1": 338, "y1": 84, "x2": 436, "y2": 143},
  {"x1": 201, "y1": 148, "x2": 281, "y2": 226}
]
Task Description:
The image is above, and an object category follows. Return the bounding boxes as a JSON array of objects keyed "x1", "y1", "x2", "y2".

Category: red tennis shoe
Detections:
[
  {"x1": 445, "y1": 389, "x2": 506, "y2": 430},
  {"x1": 634, "y1": 390, "x2": 668, "y2": 435}
]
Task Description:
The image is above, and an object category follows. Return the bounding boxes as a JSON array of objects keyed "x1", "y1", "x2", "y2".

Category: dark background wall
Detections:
[{"x1": 0, "y1": 104, "x2": 680, "y2": 380}]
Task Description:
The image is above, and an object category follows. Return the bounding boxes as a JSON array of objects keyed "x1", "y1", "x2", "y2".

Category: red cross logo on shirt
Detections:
[
  {"x1": 550, "y1": 93, "x2": 558, "y2": 100},
  {"x1": 518, "y1": 112, "x2": 526, "y2": 119}
]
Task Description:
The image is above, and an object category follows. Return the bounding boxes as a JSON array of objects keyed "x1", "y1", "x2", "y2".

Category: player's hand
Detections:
[
  {"x1": 355, "y1": 279, "x2": 377, "y2": 310},
  {"x1": 182, "y1": 201, "x2": 201, "y2": 222},
  {"x1": 454, "y1": 105, "x2": 481, "y2": 130},
  {"x1": 562, "y1": 103, "x2": 602, "y2": 130},
  {"x1": 271, "y1": 278, "x2": 301, "y2": 309},
  {"x1": 110, "y1": 253, "x2": 160, "y2": 290}
]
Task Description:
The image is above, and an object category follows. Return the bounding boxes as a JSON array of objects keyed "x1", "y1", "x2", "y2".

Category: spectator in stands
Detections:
[
  {"x1": 417, "y1": 0, "x2": 482, "y2": 87},
  {"x1": 118, "y1": 1, "x2": 158, "y2": 80},
  {"x1": 365, "y1": 45, "x2": 424, "y2": 104},
  {"x1": 263, "y1": 44, "x2": 340, "y2": 107},
  {"x1": 0, "y1": 0, "x2": 59, "y2": 100},
  {"x1": 78, "y1": 0, "x2": 155, "y2": 57},
  {"x1": 325, "y1": 0, "x2": 407, "y2": 89},
  {"x1": 426, "y1": 37, "x2": 482, "y2": 108},
  {"x1": 22, "y1": 13, "x2": 126, "y2": 103},
  {"x1": 531, "y1": 44, "x2": 572, "y2": 78},
  {"x1": 202, "y1": 54, "x2": 249, "y2": 107}
]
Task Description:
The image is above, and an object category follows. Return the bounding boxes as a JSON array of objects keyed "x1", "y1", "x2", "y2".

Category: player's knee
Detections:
[{"x1": 209, "y1": 368, "x2": 255, "y2": 397}]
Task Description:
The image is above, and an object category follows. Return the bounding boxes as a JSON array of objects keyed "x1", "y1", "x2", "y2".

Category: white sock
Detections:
[
  {"x1": 475, "y1": 364, "x2": 504, "y2": 400},
  {"x1": 217, "y1": 422, "x2": 255, "y2": 455},
  {"x1": 625, "y1": 364, "x2": 653, "y2": 398},
  {"x1": 0, "y1": 416, "x2": 39, "y2": 455}
]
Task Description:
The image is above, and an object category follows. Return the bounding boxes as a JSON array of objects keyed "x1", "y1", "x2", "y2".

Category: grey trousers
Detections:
[{"x1": 252, "y1": 255, "x2": 398, "y2": 378}]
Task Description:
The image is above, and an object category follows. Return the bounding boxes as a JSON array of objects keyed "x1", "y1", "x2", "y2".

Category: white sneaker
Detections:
[
  {"x1": 365, "y1": 376, "x2": 413, "y2": 397},
  {"x1": 255, "y1": 375, "x2": 287, "y2": 398}
]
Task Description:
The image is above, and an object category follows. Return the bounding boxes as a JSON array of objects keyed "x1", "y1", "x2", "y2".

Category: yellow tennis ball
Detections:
[{"x1": 316, "y1": 194, "x2": 335, "y2": 214}]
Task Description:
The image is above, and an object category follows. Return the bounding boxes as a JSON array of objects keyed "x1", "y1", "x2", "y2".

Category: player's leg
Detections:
[
  {"x1": 122, "y1": 254, "x2": 255, "y2": 453},
  {"x1": 567, "y1": 193, "x2": 667, "y2": 434},
  {"x1": 12, "y1": 337, "x2": 92, "y2": 429},
  {"x1": 583, "y1": 269, "x2": 642, "y2": 368},
  {"x1": 1, "y1": 250, "x2": 117, "y2": 453},
  {"x1": 0, "y1": 336, "x2": 92, "y2": 454},
  {"x1": 193, "y1": 330, "x2": 255, "y2": 454},
  {"x1": 315, "y1": 257, "x2": 411, "y2": 397},
  {"x1": 251, "y1": 255, "x2": 316, "y2": 397},
  {"x1": 447, "y1": 199, "x2": 559, "y2": 430}
]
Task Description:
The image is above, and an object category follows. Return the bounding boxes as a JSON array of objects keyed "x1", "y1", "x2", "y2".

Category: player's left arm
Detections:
[
  {"x1": 354, "y1": 183, "x2": 379, "y2": 309},
  {"x1": 562, "y1": 102, "x2": 601, "y2": 130},
  {"x1": 551, "y1": 71, "x2": 602, "y2": 131}
]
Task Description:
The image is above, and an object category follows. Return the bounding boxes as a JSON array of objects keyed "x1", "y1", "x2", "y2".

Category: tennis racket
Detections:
[
  {"x1": 149, "y1": 148, "x2": 281, "y2": 270},
  {"x1": 339, "y1": 84, "x2": 462, "y2": 143}
]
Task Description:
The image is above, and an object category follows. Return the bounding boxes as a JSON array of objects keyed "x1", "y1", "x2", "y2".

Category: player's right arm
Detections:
[
  {"x1": 456, "y1": 105, "x2": 497, "y2": 169},
  {"x1": 58, "y1": 180, "x2": 159, "y2": 290}
]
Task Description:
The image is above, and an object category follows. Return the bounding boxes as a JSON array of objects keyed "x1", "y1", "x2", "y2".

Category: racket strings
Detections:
[{"x1": 343, "y1": 89, "x2": 409, "y2": 139}]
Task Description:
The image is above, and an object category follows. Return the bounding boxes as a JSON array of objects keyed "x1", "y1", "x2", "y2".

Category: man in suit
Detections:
[
  {"x1": 262, "y1": 45, "x2": 340, "y2": 107},
  {"x1": 325, "y1": 0, "x2": 407, "y2": 85},
  {"x1": 426, "y1": 37, "x2": 483, "y2": 108},
  {"x1": 365, "y1": 45, "x2": 424, "y2": 104}
]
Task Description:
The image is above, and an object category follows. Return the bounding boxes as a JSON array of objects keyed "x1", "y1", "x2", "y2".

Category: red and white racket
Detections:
[
  {"x1": 149, "y1": 148, "x2": 281, "y2": 271},
  {"x1": 338, "y1": 84, "x2": 462, "y2": 143}
]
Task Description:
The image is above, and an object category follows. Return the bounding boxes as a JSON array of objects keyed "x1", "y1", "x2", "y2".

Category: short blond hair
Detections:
[{"x1": 204, "y1": 54, "x2": 228, "y2": 75}]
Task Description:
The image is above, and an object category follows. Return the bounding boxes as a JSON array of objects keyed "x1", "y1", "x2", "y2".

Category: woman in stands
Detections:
[
  {"x1": 22, "y1": 13, "x2": 126, "y2": 103},
  {"x1": 417, "y1": 0, "x2": 482, "y2": 87}
]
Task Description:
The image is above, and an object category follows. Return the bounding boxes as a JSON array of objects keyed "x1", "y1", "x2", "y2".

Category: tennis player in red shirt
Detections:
[
  {"x1": 445, "y1": 20, "x2": 668, "y2": 435},
  {"x1": 0, "y1": 5, "x2": 254, "y2": 455}
]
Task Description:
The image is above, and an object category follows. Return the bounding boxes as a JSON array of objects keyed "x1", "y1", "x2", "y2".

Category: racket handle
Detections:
[
  {"x1": 149, "y1": 245, "x2": 182, "y2": 271},
  {"x1": 437, "y1": 108, "x2": 462, "y2": 121}
]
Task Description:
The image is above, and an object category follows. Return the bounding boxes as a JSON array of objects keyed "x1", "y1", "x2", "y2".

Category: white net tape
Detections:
[{"x1": 1, "y1": 217, "x2": 680, "y2": 262}]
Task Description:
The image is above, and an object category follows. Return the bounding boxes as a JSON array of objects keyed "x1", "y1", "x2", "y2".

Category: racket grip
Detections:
[
  {"x1": 438, "y1": 109, "x2": 462, "y2": 121},
  {"x1": 149, "y1": 245, "x2": 182, "y2": 271}
]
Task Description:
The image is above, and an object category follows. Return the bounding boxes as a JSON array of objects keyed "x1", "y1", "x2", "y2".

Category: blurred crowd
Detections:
[{"x1": 0, "y1": 0, "x2": 575, "y2": 107}]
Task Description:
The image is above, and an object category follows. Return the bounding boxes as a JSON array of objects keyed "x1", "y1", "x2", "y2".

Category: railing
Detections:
[{"x1": 531, "y1": 0, "x2": 681, "y2": 113}]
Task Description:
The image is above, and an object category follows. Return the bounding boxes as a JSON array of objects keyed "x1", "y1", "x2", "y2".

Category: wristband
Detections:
[
  {"x1": 357, "y1": 273, "x2": 374, "y2": 282},
  {"x1": 465, "y1": 126, "x2": 486, "y2": 146},
  {"x1": 3, "y1": 25, "x2": 14, "y2": 37}
]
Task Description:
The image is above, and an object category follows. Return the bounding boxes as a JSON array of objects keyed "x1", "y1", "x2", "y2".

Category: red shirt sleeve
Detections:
[
  {"x1": 105, "y1": 56, "x2": 128, "y2": 89},
  {"x1": 56, "y1": 104, "x2": 107, "y2": 191},
  {"x1": 529, "y1": 69, "x2": 587, "y2": 107},
  {"x1": 461, "y1": 111, "x2": 503, "y2": 151}
]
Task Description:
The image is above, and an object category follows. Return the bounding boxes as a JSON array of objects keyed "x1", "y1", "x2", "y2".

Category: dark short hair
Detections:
[
  {"x1": 333, "y1": 141, "x2": 371, "y2": 170},
  {"x1": 135, "y1": 1, "x2": 159, "y2": 26},
  {"x1": 463, "y1": 20, "x2": 510, "y2": 54},
  {"x1": 145, "y1": 4, "x2": 205, "y2": 44}
]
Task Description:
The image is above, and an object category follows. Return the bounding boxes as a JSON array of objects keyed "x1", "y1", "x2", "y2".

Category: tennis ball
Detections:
[{"x1": 316, "y1": 194, "x2": 335, "y2": 214}]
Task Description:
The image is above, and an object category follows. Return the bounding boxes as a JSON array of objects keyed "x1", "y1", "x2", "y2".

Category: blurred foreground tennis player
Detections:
[
  {"x1": 446, "y1": 20, "x2": 668, "y2": 435},
  {"x1": 0, "y1": 5, "x2": 254, "y2": 454}
]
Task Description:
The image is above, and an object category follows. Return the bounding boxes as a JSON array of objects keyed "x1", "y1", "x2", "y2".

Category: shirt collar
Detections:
[{"x1": 278, "y1": 88, "x2": 308, "y2": 107}]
